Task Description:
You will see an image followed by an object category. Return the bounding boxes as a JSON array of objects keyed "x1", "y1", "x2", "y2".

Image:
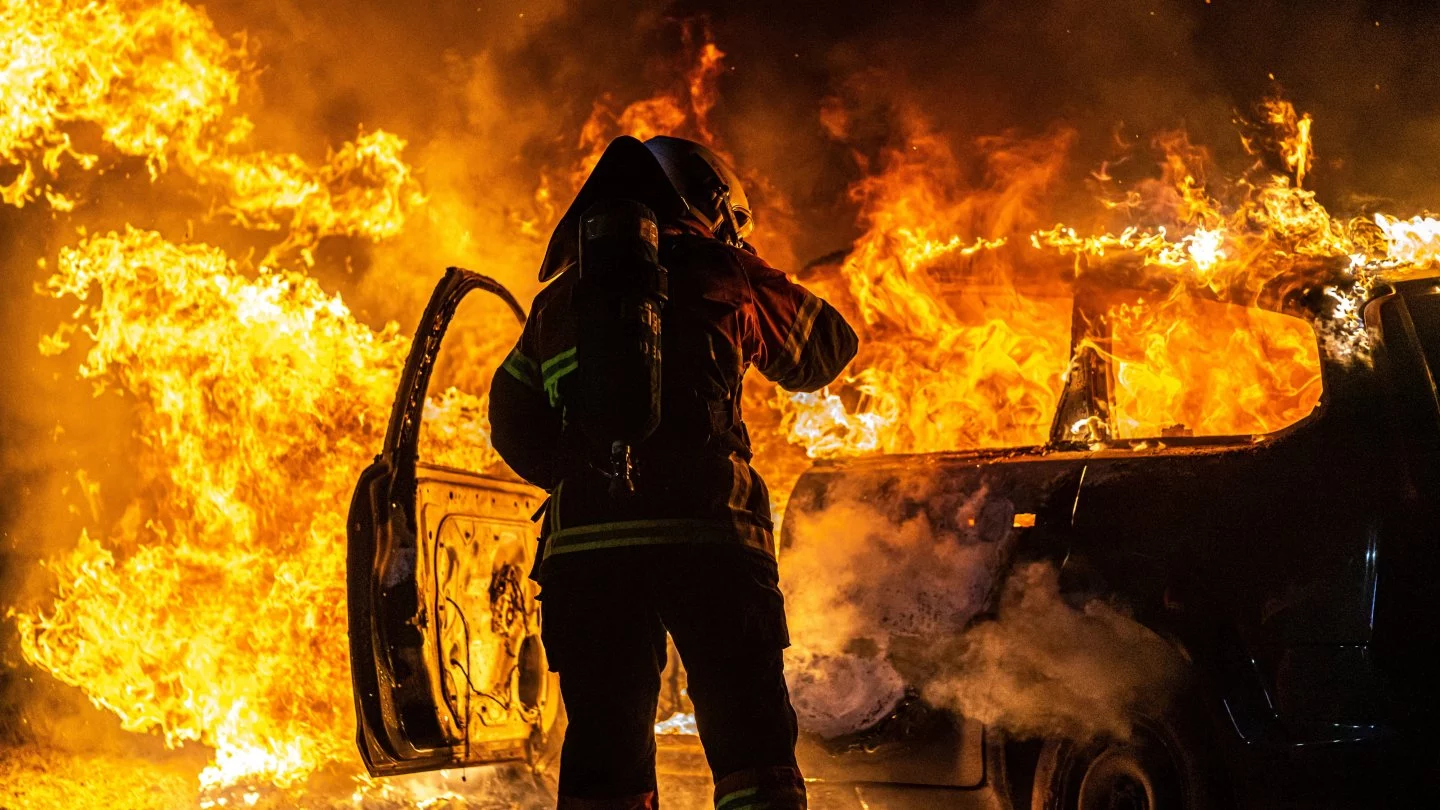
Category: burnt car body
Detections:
[
  {"x1": 348, "y1": 266, "x2": 1440, "y2": 807},
  {"x1": 778, "y1": 272, "x2": 1440, "y2": 807}
]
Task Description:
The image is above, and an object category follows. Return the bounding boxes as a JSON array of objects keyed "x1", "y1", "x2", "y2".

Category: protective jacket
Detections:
[{"x1": 488, "y1": 225, "x2": 857, "y2": 575}]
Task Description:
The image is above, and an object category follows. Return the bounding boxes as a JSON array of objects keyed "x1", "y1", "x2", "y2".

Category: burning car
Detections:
[
  {"x1": 347, "y1": 256, "x2": 1440, "y2": 808},
  {"x1": 11, "y1": 1, "x2": 1440, "y2": 806},
  {"x1": 774, "y1": 265, "x2": 1440, "y2": 808}
]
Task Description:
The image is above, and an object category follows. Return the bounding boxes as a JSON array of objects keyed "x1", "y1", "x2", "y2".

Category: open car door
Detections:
[{"x1": 347, "y1": 268, "x2": 559, "y2": 777}]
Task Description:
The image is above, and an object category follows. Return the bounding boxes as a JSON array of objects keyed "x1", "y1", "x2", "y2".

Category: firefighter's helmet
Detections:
[
  {"x1": 642, "y1": 136, "x2": 753, "y2": 245},
  {"x1": 539, "y1": 135, "x2": 752, "y2": 281}
]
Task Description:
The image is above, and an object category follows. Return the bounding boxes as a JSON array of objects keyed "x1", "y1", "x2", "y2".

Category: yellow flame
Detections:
[
  {"x1": 7, "y1": 0, "x2": 443, "y2": 792},
  {"x1": 1375, "y1": 212, "x2": 1440, "y2": 269},
  {"x1": 204, "y1": 129, "x2": 427, "y2": 264},
  {"x1": 0, "y1": 0, "x2": 423, "y2": 257},
  {"x1": 16, "y1": 229, "x2": 420, "y2": 788},
  {"x1": 1, "y1": 0, "x2": 244, "y2": 197},
  {"x1": 7, "y1": 0, "x2": 1440, "y2": 801},
  {"x1": 1264, "y1": 98, "x2": 1315, "y2": 188}
]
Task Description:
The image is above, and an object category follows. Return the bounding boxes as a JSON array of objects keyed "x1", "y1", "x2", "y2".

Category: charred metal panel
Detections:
[
  {"x1": 1254, "y1": 645, "x2": 1388, "y2": 724},
  {"x1": 1067, "y1": 438, "x2": 1385, "y2": 649},
  {"x1": 413, "y1": 467, "x2": 551, "y2": 759},
  {"x1": 348, "y1": 268, "x2": 557, "y2": 777},
  {"x1": 1367, "y1": 288, "x2": 1440, "y2": 711},
  {"x1": 350, "y1": 462, "x2": 553, "y2": 776}
]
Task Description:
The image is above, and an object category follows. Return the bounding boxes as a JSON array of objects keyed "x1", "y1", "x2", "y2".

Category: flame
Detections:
[
  {"x1": 203, "y1": 129, "x2": 427, "y2": 265},
  {"x1": 776, "y1": 95, "x2": 1415, "y2": 461},
  {"x1": 0, "y1": 0, "x2": 423, "y2": 259},
  {"x1": 5, "y1": 0, "x2": 464, "y2": 795},
  {"x1": 6, "y1": 0, "x2": 1440, "y2": 803},
  {"x1": 16, "y1": 228, "x2": 494, "y2": 792},
  {"x1": 572, "y1": 20, "x2": 726, "y2": 184},
  {"x1": 1374, "y1": 212, "x2": 1440, "y2": 269},
  {"x1": 0, "y1": 0, "x2": 244, "y2": 200},
  {"x1": 1262, "y1": 98, "x2": 1315, "y2": 189},
  {"x1": 1105, "y1": 296, "x2": 1322, "y2": 439},
  {"x1": 778, "y1": 120, "x2": 1076, "y2": 459},
  {"x1": 17, "y1": 229, "x2": 405, "y2": 788},
  {"x1": 8, "y1": 7, "x2": 722, "y2": 797}
]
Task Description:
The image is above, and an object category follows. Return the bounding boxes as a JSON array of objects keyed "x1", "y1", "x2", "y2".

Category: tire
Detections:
[{"x1": 1030, "y1": 707, "x2": 1226, "y2": 810}]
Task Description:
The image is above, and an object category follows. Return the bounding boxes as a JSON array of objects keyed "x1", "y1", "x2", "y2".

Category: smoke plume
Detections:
[{"x1": 782, "y1": 477, "x2": 1182, "y2": 743}]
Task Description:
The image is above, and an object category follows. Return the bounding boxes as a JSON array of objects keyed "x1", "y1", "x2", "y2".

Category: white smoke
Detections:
[
  {"x1": 782, "y1": 476, "x2": 1182, "y2": 742},
  {"x1": 781, "y1": 479, "x2": 1000, "y2": 737},
  {"x1": 921, "y1": 560, "x2": 1184, "y2": 741}
]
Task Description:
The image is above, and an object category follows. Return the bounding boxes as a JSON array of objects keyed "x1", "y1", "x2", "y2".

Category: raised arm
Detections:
[{"x1": 746, "y1": 255, "x2": 858, "y2": 392}]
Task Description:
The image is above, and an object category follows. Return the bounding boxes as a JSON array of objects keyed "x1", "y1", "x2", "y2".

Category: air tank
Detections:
[{"x1": 573, "y1": 198, "x2": 668, "y2": 497}]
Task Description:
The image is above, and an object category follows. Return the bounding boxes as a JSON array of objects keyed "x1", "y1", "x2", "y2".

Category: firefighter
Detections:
[{"x1": 489, "y1": 134, "x2": 857, "y2": 810}]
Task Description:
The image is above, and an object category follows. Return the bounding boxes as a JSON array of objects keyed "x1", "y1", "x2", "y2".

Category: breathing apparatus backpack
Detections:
[{"x1": 571, "y1": 199, "x2": 668, "y2": 498}]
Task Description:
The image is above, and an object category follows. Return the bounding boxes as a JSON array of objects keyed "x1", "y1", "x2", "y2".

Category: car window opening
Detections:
[
  {"x1": 419, "y1": 292, "x2": 524, "y2": 472},
  {"x1": 1105, "y1": 295, "x2": 1323, "y2": 441}
]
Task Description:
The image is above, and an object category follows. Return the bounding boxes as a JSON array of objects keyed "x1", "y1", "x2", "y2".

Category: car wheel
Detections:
[{"x1": 1030, "y1": 711, "x2": 1224, "y2": 810}]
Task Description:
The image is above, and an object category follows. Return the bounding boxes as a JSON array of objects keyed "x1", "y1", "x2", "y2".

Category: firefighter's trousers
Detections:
[{"x1": 539, "y1": 544, "x2": 805, "y2": 810}]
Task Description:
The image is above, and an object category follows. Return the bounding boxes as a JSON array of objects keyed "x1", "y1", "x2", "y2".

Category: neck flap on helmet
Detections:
[{"x1": 538, "y1": 136, "x2": 688, "y2": 282}]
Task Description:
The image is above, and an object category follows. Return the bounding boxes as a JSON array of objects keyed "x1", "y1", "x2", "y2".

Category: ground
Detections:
[{"x1": 0, "y1": 740, "x2": 725, "y2": 810}]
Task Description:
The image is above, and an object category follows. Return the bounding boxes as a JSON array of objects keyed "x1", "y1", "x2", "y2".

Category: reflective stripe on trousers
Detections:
[
  {"x1": 714, "y1": 766, "x2": 807, "y2": 810},
  {"x1": 542, "y1": 518, "x2": 774, "y2": 560}
]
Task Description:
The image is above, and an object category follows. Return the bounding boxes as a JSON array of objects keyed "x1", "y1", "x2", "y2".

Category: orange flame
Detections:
[
  {"x1": 572, "y1": 21, "x2": 727, "y2": 187},
  {"x1": 6, "y1": 0, "x2": 452, "y2": 794},
  {"x1": 778, "y1": 119, "x2": 1076, "y2": 459},
  {"x1": 774, "y1": 93, "x2": 1416, "y2": 462},
  {"x1": 18, "y1": 229, "x2": 406, "y2": 788},
  {"x1": 6, "y1": 0, "x2": 1440, "y2": 803}
]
